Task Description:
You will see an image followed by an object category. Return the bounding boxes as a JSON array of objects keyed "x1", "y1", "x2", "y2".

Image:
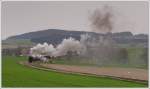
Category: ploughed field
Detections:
[{"x1": 2, "y1": 56, "x2": 148, "y2": 87}]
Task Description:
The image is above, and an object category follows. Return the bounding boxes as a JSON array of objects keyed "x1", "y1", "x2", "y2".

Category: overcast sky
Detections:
[{"x1": 2, "y1": 1, "x2": 149, "y2": 39}]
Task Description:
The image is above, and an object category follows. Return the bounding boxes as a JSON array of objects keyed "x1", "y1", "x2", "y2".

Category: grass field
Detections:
[{"x1": 2, "y1": 56, "x2": 148, "y2": 87}]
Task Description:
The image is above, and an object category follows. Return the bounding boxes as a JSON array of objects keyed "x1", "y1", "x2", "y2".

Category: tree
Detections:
[{"x1": 118, "y1": 48, "x2": 128, "y2": 64}]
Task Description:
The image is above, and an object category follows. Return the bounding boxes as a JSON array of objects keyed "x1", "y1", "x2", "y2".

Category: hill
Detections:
[{"x1": 3, "y1": 29, "x2": 148, "y2": 47}]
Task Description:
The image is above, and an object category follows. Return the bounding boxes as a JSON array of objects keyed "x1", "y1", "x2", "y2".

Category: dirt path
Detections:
[
  {"x1": 40, "y1": 64, "x2": 148, "y2": 81},
  {"x1": 20, "y1": 61, "x2": 148, "y2": 81}
]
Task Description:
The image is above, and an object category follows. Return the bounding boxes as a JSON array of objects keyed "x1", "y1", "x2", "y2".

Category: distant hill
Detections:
[
  {"x1": 4, "y1": 29, "x2": 148, "y2": 47},
  {"x1": 6, "y1": 29, "x2": 101, "y2": 45}
]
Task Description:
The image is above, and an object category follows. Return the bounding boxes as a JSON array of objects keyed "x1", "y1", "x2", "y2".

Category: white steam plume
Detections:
[{"x1": 30, "y1": 37, "x2": 83, "y2": 58}]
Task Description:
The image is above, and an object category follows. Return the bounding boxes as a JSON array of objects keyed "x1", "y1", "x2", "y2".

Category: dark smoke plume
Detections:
[{"x1": 89, "y1": 5, "x2": 114, "y2": 33}]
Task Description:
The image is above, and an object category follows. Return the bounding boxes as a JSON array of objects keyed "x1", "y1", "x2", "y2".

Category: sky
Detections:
[{"x1": 2, "y1": 1, "x2": 149, "y2": 40}]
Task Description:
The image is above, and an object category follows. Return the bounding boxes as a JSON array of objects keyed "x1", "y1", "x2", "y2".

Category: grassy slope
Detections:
[{"x1": 2, "y1": 56, "x2": 148, "y2": 87}]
